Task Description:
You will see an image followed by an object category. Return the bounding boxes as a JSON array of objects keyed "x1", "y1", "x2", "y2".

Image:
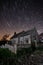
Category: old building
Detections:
[
  {"x1": 10, "y1": 27, "x2": 39, "y2": 53},
  {"x1": 0, "y1": 27, "x2": 39, "y2": 54}
]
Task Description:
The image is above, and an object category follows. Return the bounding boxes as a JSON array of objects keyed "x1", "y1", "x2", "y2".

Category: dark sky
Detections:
[{"x1": 0, "y1": 0, "x2": 43, "y2": 39}]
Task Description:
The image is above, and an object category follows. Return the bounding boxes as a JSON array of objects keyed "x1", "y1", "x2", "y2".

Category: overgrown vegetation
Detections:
[
  {"x1": 0, "y1": 47, "x2": 33, "y2": 65},
  {"x1": 0, "y1": 48, "x2": 17, "y2": 65},
  {"x1": 0, "y1": 45, "x2": 43, "y2": 65},
  {"x1": 36, "y1": 46, "x2": 43, "y2": 51},
  {"x1": 17, "y1": 47, "x2": 32, "y2": 57}
]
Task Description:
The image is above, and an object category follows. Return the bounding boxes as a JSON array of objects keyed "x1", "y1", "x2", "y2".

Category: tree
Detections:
[
  {"x1": 1, "y1": 34, "x2": 10, "y2": 40},
  {"x1": 0, "y1": 34, "x2": 10, "y2": 45}
]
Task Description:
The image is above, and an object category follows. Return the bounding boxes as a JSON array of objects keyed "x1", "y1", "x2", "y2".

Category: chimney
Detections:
[{"x1": 14, "y1": 32, "x2": 16, "y2": 35}]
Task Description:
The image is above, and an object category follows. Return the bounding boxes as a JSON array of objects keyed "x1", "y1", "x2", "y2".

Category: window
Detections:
[
  {"x1": 25, "y1": 38, "x2": 28, "y2": 43},
  {"x1": 26, "y1": 39, "x2": 28, "y2": 43}
]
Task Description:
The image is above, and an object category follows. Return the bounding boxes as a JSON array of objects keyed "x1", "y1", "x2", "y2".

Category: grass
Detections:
[
  {"x1": 0, "y1": 45, "x2": 43, "y2": 65},
  {"x1": 36, "y1": 46, "x2": 43, "y2": 51},
  {"x1": 17, "y1": 47, "x2": 33, "y2": 58}
]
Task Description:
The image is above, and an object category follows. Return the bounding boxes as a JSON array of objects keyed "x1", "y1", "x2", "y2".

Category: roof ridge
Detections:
[{"x1": 11, "y1": 27, "x2": 36, "y2": 39}]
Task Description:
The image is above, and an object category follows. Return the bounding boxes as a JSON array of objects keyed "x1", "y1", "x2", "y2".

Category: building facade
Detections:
[{"x1": 10, "y1": 27, "x2": 39, "y2": 53}]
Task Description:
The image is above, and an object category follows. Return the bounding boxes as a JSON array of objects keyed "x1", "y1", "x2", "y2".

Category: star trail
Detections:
[{"x1": 0, "y1": 0, "x2": 43, "y2": 39}]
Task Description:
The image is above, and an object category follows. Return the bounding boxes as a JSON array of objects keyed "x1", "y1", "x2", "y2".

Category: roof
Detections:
[
  {"x1": 11, "y1": 27, "x2": 37, "y2": 39},
  {"x1": 39, "y1": 33, "x2": 43, "y2": 37},
  {"x1": 39, "y1": 33, "x2": 43, "y2": 39}
]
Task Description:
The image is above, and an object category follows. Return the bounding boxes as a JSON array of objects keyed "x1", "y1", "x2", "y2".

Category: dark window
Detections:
[{"x1": 26, "y1": 39, "x2": 28, "y2": 43}]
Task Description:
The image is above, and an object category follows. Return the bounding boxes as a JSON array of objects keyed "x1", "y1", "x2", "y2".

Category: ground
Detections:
[{"x1": 0, "y1": 46, "x2": 43, "y2": 65}]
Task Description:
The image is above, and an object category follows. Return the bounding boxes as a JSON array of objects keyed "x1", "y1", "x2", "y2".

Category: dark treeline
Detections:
[{"x1": 0, "y1": 34, "x2": 10, "y2": 46}]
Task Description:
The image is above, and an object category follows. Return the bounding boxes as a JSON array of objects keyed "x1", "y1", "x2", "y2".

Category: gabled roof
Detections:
[
  {"x1": 39, "y1": 33, "x2": 43, "y2": 39},
  {"x1": 11, "y1": 27, "x2": 37, "y2": 39},
  {"x1": 39, "y1": 33, "x2": 43, "y2": 37}
]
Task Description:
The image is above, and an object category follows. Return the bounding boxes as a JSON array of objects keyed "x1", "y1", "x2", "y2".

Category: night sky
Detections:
[{"x1": 0, "y1": 0, "x2": 43, "y2": 39}]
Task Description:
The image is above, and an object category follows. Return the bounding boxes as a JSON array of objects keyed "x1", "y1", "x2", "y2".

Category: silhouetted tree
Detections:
[
  {"x1": 1, "y1": 34, "x2": 10, "y2": 40},
  {"x1": 0, "y1": 34, "x2": 10, "y2": 46}
]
